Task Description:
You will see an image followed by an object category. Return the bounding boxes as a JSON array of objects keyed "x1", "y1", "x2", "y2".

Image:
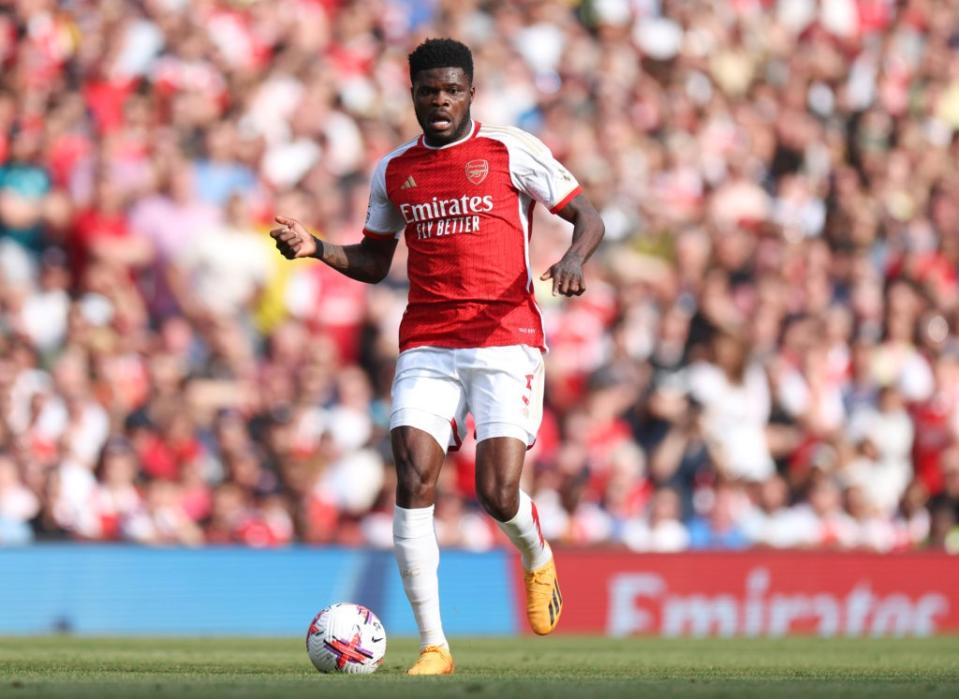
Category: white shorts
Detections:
[{"x1": 390, "y1": 345, "x2": 545, "y2": 452}]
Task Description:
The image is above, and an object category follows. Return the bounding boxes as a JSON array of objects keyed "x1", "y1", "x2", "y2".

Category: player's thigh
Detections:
[
  {"x1": 390, "y1": 347, "x2": 468, "y2": 454},
  {"x1": 465, "y1": 345, "x2": 545, "y2": 447}
]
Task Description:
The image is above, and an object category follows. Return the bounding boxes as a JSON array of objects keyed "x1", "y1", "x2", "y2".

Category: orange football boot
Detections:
[
  {"x1": 407, "y1": 645, "x2": 454, "y2": 676},
  {"x1": 524, "y1": 557, "x2": 563, "y2": 635}
]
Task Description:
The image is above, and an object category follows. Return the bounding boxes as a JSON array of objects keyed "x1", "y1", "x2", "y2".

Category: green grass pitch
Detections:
[{"x1": 1, "y1": 636, "x2": 957, "y2": 698}]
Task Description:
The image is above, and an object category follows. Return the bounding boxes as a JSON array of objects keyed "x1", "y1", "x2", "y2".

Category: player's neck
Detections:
[{"x1": 422, "y1": 119, "x2": 474, "y2": 149}]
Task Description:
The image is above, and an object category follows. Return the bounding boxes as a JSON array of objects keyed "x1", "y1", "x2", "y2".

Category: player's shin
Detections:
[
  {"x1": 393, "y1": 505, "x2": 448, "y2": 650},
  {"x1": 495, "y1": 490, "x2": 552, "y2": 571}
]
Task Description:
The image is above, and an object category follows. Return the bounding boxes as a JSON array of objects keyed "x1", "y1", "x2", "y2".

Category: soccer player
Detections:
[{"x1": 271, "y1": 38, "x2": 604, "y2": 675}]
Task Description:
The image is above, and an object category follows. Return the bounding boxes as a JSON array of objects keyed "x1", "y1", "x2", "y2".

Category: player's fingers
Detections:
[
  {"x1": 540, "y1": 268, "x2": 553, "y2": 281},
  {"x1": 556, "y1": 273, "x2": 570, "y2": 296},
  {"x1": 274, "y1": 215, "x2": 295, "y2": 228},
  {"x1": 273, "y1": 236, "x2": 297, "y2": 255},
  {"x1": 269, "y1": 228, "x2": 285, "y2": 239}
]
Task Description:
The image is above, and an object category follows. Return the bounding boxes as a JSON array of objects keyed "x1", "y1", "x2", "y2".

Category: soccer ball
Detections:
[{"x1": 306, "y1": 603, "x2": 387, "y2": 674}]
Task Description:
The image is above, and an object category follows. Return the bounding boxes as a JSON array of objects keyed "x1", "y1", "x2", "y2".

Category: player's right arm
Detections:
[
  {"x1": 269, "y1": 216, "x2": 397, "y2": 284},
  {"x1": 270, "y1": 154, "x2": 405, "y2": 283}
]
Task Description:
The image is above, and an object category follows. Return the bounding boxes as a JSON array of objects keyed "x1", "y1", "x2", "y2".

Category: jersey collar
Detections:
[{"x1": 419, "y1": 120, "x2": 480, "y2": 150}]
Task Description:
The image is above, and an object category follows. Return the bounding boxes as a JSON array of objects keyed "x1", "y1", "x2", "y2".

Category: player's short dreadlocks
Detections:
[{"x1": 408, "y1": 38, "x2": 473, "y2": 84}]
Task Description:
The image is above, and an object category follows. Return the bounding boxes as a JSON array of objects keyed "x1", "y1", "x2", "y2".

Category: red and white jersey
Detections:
[{"x1": 363, "y1": 121, "x2": 582, "y2": 352}]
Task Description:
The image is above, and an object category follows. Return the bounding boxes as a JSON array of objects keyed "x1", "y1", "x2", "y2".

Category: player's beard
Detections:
[{"x1": 421, "y1": 110, "x2": 471, "y2": 145}]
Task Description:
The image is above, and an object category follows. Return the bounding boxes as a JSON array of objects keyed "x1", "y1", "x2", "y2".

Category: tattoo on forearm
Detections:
[{"x1": 316, "y1": 241, "x2": 388, "y2": 283}]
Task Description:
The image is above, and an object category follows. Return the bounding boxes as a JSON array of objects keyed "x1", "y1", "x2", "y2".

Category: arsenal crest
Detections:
[{"x1": 465, "y1": 159, "x2": 489, "y2": 185}]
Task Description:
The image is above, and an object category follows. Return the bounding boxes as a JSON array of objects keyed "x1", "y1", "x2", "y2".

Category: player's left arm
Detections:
[{"x1": 541, "y1": 193, "x2": 605, "y2": 297}]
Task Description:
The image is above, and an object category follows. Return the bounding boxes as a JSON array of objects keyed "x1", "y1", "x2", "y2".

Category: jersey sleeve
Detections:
[
  {"x1": 503, "y1": 128, "x2": 583, "y2": 214},
  {"x1": 363, "y1": 157, "x2": 405, "y2": 240}
]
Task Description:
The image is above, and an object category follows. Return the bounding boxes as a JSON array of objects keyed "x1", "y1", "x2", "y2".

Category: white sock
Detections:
[
  {"x1": 496, "y1": 491, "x2": 553, "y2": 572},
  {"x1": 393, "y1": 505, "x2": 448, "y2": 650}
]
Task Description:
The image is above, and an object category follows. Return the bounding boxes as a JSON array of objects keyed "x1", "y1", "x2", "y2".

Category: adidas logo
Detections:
[{"x1": 400, "y1": 175, "x2": 417, "y2": 190}]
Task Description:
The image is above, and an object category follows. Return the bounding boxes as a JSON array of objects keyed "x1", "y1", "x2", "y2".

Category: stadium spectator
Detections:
[
  {"x1": 0, "y1": 451, "x2": 38, "y2": 544},
  {"x1": 688, "y1": 485, "x2": 750, "y2": 550},
  {"x1": 621, "y1": 487, "x2": 689, "y2": 552}
]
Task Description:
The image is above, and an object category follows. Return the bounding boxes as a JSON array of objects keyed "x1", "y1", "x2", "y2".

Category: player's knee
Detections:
[
  {"x1": 391, "y1": 429, "x2": 443, "y2": 507},
  {"x1": 395, "y1": 473, "x2": 435, "y2": 506},
  {"x1": 476, "y1": 480, "x2": 519, "y2": 522},
  {"x1": 394, "y1": 461, "x2": 436, "y2": 507}
]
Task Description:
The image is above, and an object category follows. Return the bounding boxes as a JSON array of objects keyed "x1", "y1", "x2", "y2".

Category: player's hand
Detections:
[
  {"x1": 270, "y1": 215, "x2": 318, "y2": 259},
  {"x1": 541, "y1": 253, "x2": 586, "y2": 297}
]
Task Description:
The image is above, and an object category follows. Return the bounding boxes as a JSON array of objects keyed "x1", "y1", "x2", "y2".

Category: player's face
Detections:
[{"x1": 411, "y1": 67, "x2": 474, "y2": 146}]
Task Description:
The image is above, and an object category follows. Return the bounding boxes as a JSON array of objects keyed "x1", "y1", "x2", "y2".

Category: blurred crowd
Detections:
[{"x1": 1, "y1": 0, "x2": 958, "y2": 553}]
